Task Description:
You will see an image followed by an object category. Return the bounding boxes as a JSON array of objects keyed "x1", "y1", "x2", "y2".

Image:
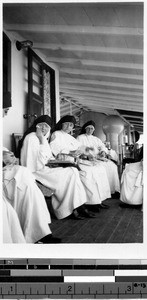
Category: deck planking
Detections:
[{"x1": 48, "y1": 198, "x2": 143, "y2": 244}]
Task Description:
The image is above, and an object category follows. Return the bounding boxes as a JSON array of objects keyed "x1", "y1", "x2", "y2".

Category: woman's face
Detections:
[
  {"x1": 62, "y1": 122, "x2": 74, "y2": 133},
  {"x1": 3, "y1": 150, "x2": 18, "y2": 166},
  {"x1": 85, "y1": 125, "x2": 95, "y2": 135},
  {"x1": 36, "y1": 122, "x2": 51, "y2": 136}
]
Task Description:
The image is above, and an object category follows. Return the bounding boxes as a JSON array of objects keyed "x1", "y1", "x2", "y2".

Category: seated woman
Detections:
[
  {"x1": 120, "y1": 147, "x2": 143, "y2": 207},
  {"x1": 20, "y1": 115, "x2": 93, "y2": 220},
  {"x1": 3, "y1": 147, "x2": 60, "y2": 243},
  {"x1": 77, "y1": 120, "x2": 120, "y2": 196},
  {"x1": 3, "y1": 193, "x2": 26, "y2": 243},
  {"x1": 50, "y1": 115, "x2": 111, "y2": 211}
]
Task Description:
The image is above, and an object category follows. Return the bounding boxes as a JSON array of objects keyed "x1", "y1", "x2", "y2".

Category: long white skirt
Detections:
[
  {"x1": 34, "y1": 166, "x2": 87, "y2": 219},
  {"x1": 120, "y1": 161, "x2": 143, "y2": 205},
  {"x1": 97, "y1": 160, "x2": 120, "y2": 194},
  {"x1": 79, "y1": 161, "x2": 111, "y2": 204},
  {"x1": 3, "y1": 166, "x2": 52, "y2": 243},
  {"x1": 3, "y1": 197, "x2": 26, "y2": 243}
]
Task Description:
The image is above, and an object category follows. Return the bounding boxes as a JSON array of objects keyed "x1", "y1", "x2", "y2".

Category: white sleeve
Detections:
[
  {"x1": 96, "y1": 137, "x2": 107, "y2": 152},
  {"x1": 50, "y1": 132, "x2": 65, "y2": 156},
  {"x1": 21, "y1": 134, "x2": 52, "y2": 172}
]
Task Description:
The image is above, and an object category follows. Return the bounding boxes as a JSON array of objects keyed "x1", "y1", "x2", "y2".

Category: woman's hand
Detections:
[
  {"x1": 99, "y1": 150, "x2": 107, "y2": 158},
  {"x1": 3, "y1": 151, "x2": 19, "y2": 166},
  {"x1": 36, "y1": 125, "x2": 45, "y2": 144},
  {"x1": 69, "y1": 149, "x2": 82, "y2": 157},
  {"x1": 107, "y1": 154, "x2": 113, "y2": 160},
  {"x1": 87, "y1": 153, "x2": 95, "y2": 161}
]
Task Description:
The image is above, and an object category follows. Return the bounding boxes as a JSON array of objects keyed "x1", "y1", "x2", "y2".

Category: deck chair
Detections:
[
  {"x1": 12, "y1": 133, "x2": 55, "y2": 199},
  {"x1": 12, "y1": 133, "x2": 23, "y2": 158}
]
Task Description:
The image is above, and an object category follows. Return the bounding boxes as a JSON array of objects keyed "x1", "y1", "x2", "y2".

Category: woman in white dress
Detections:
[
  {"x1": 20, "y1": 115, "x2": 93, "y2": 220},
  {"x1": 3, "y1": 193, "x2": 26, "y2": 243},
  {"x1": 3, "y1": 147, "x2": 59, "y2": 243},
  {"x1": 50, "y1": 115, "x2": 111, "y2": 211},
  {"x1": 120, "y1": 147, "x2": 143, "y2": 207},
  {"x1": 77, "y1": 120, "x2": 120, "y2": 196}
]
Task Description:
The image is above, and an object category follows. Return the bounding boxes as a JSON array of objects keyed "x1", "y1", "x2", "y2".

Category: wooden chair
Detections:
[{"x1": 12, "y1": 133, "x2": 23, "y2": 158}]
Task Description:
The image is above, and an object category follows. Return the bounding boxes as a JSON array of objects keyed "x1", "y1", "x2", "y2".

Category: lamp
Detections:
[{"x1": 16, "y1": 40, "x2": 33, "y2": 51}]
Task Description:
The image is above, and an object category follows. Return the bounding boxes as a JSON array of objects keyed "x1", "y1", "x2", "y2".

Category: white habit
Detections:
[
  {"x1": 77, "y1": 134, "x2": 120, "y2": 193},
  {"x1": 120, "y1": 161, "x2": 143, "y2": 205},
  {"x1": 21, "y1": 132, "x2": 87, "y2": 219},
  {"x1": 3, "y1": 164, "x2": 51, "y2": 243},
  {"x1": 50, "y1": 130, "x2": 111, "y2": 204},
  {"x1": 3, "y1": 195, "x2": 26, "y2": 243}
]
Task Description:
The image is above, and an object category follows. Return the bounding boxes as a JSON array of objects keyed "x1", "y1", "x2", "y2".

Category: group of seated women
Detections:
[
  {"x1": 3, "y1": 113, "x2": 143, "y2": 243},
  {"x1": 20, "y1": 115, "x2": 121, "y2": 213}
]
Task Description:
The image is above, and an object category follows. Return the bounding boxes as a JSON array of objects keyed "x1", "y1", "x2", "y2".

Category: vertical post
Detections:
[
  {"x1": 103, "y1": 115, "x2": 125, "y2": 178},
  {"x1": 127, "y1": 125, "x2": 131, "y2": 145}
]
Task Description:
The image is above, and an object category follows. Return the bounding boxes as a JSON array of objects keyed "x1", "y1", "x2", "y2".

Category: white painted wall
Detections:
[
  {"x1": 80, "y1": 111, "x2": 107, "y2": 142},
  {"x1": 3, "y1": 31, "x2": 60, "y2": 151}
]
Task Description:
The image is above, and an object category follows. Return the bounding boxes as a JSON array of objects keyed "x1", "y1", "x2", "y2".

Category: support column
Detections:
[
  {"x1": 103, "y1": 115, "x2": 124, "y2": 154},
  {"x1": 126, "y1": 124, "x2": 132, "y2": 145}
]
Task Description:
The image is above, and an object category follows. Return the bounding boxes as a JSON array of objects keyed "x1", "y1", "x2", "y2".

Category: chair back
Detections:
[{"x1": 12, "y1": 133, "x2": 23, "y2": 158}]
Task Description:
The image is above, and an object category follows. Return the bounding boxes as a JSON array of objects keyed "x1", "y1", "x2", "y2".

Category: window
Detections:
[{"x1": 28, "y1": 48, "x2": 56, "y2": 127}]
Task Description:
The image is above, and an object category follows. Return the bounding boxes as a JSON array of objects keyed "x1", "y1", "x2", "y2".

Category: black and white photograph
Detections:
[{"x1": 1, "y1": 0, "x2": 146, "y2": 258}]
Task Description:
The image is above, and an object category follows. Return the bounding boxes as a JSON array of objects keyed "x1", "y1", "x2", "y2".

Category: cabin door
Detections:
[{"x1": 27, "y1": 48, "x2": 56, "y2": 127}]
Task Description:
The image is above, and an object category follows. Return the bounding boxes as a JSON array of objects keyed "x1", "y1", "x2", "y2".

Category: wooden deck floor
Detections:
[{"x1": 47, "y1": 198, "x2": 143, "y2": 244}]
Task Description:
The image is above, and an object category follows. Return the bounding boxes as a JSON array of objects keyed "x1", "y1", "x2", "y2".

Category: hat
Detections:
[
  {"x1": 34, "y1": 115, "x2": 52, "y2": 127},
  {"x1": 80, "y1": 120, "x2": 95, "y2": 134},
  {"x1": 52, "y1": 115, "x2": 76, "y2": 132},
  {"x1": 60, "y1": 115, "x2": 76, "y2": 125},
  {"x1": 20, "y1": 115, "x2": 52, "y2": 152}
]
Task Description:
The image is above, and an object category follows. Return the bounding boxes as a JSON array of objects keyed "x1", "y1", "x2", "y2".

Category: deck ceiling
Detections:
[{"x1": 3, "y1": 2, "x2": 143, "y2": 133}]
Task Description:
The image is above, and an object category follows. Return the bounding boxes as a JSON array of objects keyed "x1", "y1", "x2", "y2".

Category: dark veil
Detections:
[
  {"x1": 79, "y1": 120, "x2": 95, "y2": 135},
  {"x1": 51, "y1": 115, "x2": 76, "y2": 134},
  {"x1": 18, "y1": 115, "x2": 52, "y2": 157}
]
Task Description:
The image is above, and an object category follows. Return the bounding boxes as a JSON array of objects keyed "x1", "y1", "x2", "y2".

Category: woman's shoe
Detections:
[
  {"x1": 80, "y1": 207, "x2": 96, "y2": 218},
  {"x1": 100, "y1": 203, "x2": 110, "y2": 209},
  {"x1": 111, "y1": 192, "x2": 120, "y2": 199},
  {"x1": 72, "y1": 209, "x2": 85, "y2": 220},
  {"x1": 86, "y1": 205, "x2": 101, "y2": 213}
]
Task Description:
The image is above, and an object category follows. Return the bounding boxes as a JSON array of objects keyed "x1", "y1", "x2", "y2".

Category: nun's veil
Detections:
[
  {"x1": 19, "y1": 115, "x2": 52, "y2": 152},
  {"x1": 80, "y1": 120, "x2": 96, "y2": 135},
  {"x1": 51, "y1": 115, "x2": 76, "y2": 133}
]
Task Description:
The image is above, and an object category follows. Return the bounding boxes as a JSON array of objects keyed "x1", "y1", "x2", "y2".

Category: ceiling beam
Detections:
[
  {"x1": 33, "y1": 43, "x2": 142, "y2": 56},
  {"x1": 4, "y1": 24, "x2": 143, "y2": 36},
  {"x1": 66, "y1": 93, "x2": 143, "y2": 109},
  {"x1": 81, "y1": 101, "x2": 142, "y2": 111},
  {"x1": 63, "y1": 96, "x2": 141, "y2": 106},
  {"x1": 60, "y1": 77, "x2": 143, "y2": 90},
  {"x1": 60, "y1": 68, "x2": 143, "y2": 81},
  {"x1": 47, "y1": 57, "x2": 143, "y2": 70},
  {"x1": 129, "y1": 121, "x2": 143, "y2": 124},
  {"x1": 122, "y1": 114, "x2": 143, "y2": 119},
  {"x1": 60, "y1": 85, "x2": 143, "y2": 97},
  {"x1": 61, "y1": 91, "x2": 142, "y2": 103},
  {"x1": 60, "y1": 97, "x2": 89, "y2": 111}
]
